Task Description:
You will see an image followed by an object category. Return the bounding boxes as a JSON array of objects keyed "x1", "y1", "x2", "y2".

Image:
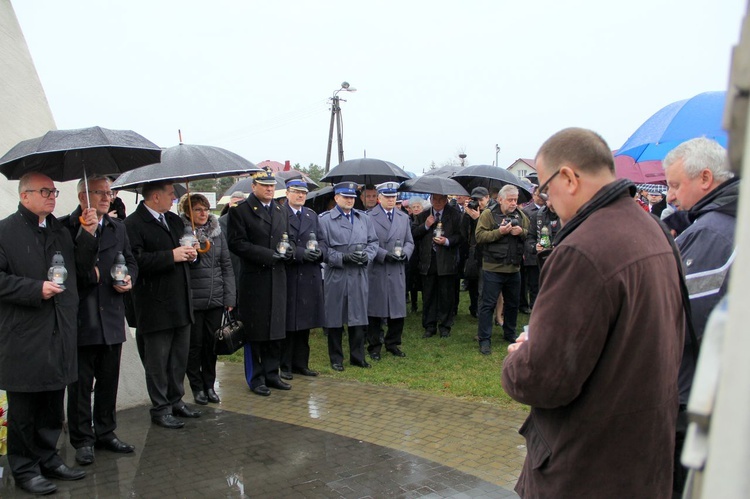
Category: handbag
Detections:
[{"x1": 214, "y1": 310, "x2": 246, "y2": 355}]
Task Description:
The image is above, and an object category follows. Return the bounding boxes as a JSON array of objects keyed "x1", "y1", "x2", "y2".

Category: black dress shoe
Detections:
[
  {"x1": 292, "y1": 367, "x2": 319, "y2": 377},
  {"x1": 173, "y1": 405, "x2": 201, "y2": 418},
  {"x1": 422, "y1": 330, "x2": 436, "y2": 338},
  {"x1": 75, "y1": 446, "x2": 94, "y2": 465},
  {"x1": 440, "y1": 331, "x2": 451, "y2": 338},
  {"x1": 206, "y1": 388, "x2": 221, "y2": 403},
  {"x1": 17, "y1": 475, "x2": 57, "y2": 495},
  {"x1": 151, "y1": 414, "x2": 185, "y2": 429},
  {"x1": 193, "y1": 390, "x2": 208, "y2": 405},
  {"x1": 519, "y1": 306, "x2": 532, "y2": 314},
  {"x1": 96, "y1": 437, "x2": 135, "y2": 454},
  {"x1": 387, "y1": 347, "x2": 407, "y2": 358},
  {"x1": 369, "y1": 352, "x2": 381, "y2": 361},
  {"x1": 41, "y1": 464, "x2": 86, "y2": 481},
  {"x1": 252, "y1": 385, "x2": 271, "y2": 396},
  {"x1": 266, "y1": 378, "x2": 292, "y2": 390},
  {"x1": 351, "y1": 360, "x2": 371, "y2": 368},
  {"x1": 331, "y1": 363, "x2": 344, "y2": 372},
  {"x1": 279, "y1": 371, "x2": 293, "y2": 380}
]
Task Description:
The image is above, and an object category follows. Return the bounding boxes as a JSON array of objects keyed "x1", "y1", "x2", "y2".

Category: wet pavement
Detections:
[{"x1": 0, "y1": 362, "x2": 528, "y2": 498}]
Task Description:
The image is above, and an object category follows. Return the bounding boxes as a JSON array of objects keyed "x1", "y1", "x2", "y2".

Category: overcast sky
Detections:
[{"x1": 11, "y1": 0, "x2": 746, "y2": 174}]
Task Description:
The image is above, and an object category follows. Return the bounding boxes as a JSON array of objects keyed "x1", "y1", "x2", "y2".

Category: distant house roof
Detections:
[
  {"x1": 256, "y1": 160, "x2": 290, "y2": 172},
  {"x1": 506, "y1": 158, "x2": 537, "y2": 171}
]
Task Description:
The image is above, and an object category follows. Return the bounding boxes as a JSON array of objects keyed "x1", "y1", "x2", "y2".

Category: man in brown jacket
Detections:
[{"x1": 502, "y1": 128, "x2": 685, "y2": 498}]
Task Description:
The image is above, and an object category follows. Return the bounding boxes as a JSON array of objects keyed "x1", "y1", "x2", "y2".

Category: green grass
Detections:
[{"x1": 222, "y1": 289, "x2": 529, "y2": 411}]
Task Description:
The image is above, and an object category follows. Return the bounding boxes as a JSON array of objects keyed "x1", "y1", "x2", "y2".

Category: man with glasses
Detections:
[
  {"x1": 0, "y1": 172, "x2": 90, "y2": 494},
  {"x1": 475, "y1": 185, "x2": 529, "y2": 354},
  {"x1": 501, "y1": 128, "x2": 684, "y2": 498},
  {"x1": 60, "y1": 175, "x2": 138, "y2": 465}
]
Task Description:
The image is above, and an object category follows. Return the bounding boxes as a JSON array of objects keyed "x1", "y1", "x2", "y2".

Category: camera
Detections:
[
  {"x1": 467, "y1": 199, "x2": 479, "y2": 210},
  {"x1": 501, "y1": 217, "x2": 520, "y2": 227}
]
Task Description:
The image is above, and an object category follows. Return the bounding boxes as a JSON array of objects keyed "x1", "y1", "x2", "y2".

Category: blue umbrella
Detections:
[{"x1": 617, "y1": 91, "x2": 727, "y2": 162}]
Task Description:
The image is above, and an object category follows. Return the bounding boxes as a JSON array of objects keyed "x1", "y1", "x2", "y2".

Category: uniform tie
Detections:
[
  {"x1": 387, "y1": 211, "x2": 393, "y2": 223},
  {"x1": 158, "y1": 214, "x2": 167, "y2": 228}
]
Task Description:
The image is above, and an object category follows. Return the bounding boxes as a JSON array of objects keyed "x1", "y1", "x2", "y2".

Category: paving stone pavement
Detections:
[{"x1": 0, "y1": 362, "x2": 528, "y2": 498}]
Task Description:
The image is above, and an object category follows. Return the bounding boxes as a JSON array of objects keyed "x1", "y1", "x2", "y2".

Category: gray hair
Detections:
[
  {"x1": 498, "y1": 184, "x2": 519, "y2": 200},
  {"x1": 663, "y1": 138, "x2": 732, "y2": 182},
  {"x1": 76, "y1": 175, "x2": 111, "y2": 193}
]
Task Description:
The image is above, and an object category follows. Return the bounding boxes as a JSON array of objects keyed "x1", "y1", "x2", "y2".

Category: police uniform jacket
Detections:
[
  {"x1": 228, "y1": 194, "x2": 289, "y2": 342},
  {"x1": 124, "y1": 202, "x2": 194, "y2": 334},
  {"x1": 0, "y1": 204, "x2": 85, "y2": 392},
  {"x1": 318, "y1": 207, "x2": 378, "y2": 328},
  {"x1": 61, "y1": 207, "x2": 138, "y2": 346},
  {"x1": 366, "y1": 206, "x2": 414, "y2": 319},
  {"x1": 285, "y1": 205, "x2": 325, "y2": 331}
]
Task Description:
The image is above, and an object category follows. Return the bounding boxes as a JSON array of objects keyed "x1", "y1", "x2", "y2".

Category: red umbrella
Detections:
[{"x1": 613, "y1": 154, "x2": 665, "y2": 184}]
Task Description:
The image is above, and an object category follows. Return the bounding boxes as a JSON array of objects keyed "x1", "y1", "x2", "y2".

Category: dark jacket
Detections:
[
  {"x1": 125, "y1": 202, "x2": 194, "y2": 334},
  {"x1": 521, "y1": 203, "x2": 541, "y2": 266},
  {"x1": 219, "y1": 212, "x2": 242, "y2": 307},
  {"x1": 180, "y1": 214, "x2": 236, "y2": 311},
  {"x1": 0, "y1": 204, "x2": 83, "y2": 391},
  {"x1": 228, "y1": 194, "x2": 290, "y2": 342},
  {"x1": 676, "y1": 177, "x2": 739, "y2": 404},
  {"x1": 502, "y1": 184, "x2": 684, "y2": 498},
  {"x1": 411, "y1": 205, "x2": 463, "y2": 276},
  {"x1": 526, "y1": 206, "x2": 560, "y2": 268},
  {"x1": 285, "y1": 205, "x2": 325, "y2": 331},
  {"x1": 60, "y1": 207, "x2": 138, "y2": 346}
]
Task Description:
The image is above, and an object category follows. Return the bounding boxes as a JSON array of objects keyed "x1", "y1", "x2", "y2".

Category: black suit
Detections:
[
  {"x1": 411, "y1": 205, "x2": 463, "y2": 335},
  {"x1": 228, "y1": 194, "x2": 290, "y2": 389},
  {"x1": 61, "y1": 208, "x2": 138, "y2": 448},
  {"x1": 125, "y1": 202, "x2": 194, "y2": 418}
]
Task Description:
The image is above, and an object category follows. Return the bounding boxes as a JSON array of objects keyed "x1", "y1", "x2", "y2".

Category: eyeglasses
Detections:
[
  {"x1": 538, "y1": 170, "x2": 579, "y2": 201},
  {"x1": 88, "y1": 190, "x2": 114, "y2": 198},
  {"x1": 191, "y1": 207, "x2": 210, "y2": 213},
  {"x1": 25, "y1": 188, "x2": 60, "y2": 198}
]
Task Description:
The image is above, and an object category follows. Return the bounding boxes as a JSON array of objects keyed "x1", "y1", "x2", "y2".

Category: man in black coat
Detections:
[
  {"x1": 60, "y1": 175, "x2": 139, "y2": 465},
  {"x1": 411, "y1": 194, "x2": 463, "y2": 338},
  {"x1": 228, "y1": 170, "x2": 293, "y2": 396},
  {"x1": 280, "y1": 179, "x2": 325, "y2": 379},
  {"x1": 125, "y1": 181, "x2": 200, "y2": 429},
  {"x1": 520, "y1": 189, "x2": 544, "y2": 313},
  {"x1": 0, "y1": 173, "x2": 88, "y2": 495}
]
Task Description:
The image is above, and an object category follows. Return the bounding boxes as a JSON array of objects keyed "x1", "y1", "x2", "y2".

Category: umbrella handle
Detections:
[
  {"x1": 78, "y1": 215, "x2": 97, "y2": 227},
  {"x1": 197, "y1": 239, "x2": 211, "y2": 254}
]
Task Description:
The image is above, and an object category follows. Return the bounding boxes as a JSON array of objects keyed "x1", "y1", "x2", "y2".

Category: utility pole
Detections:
[
  {"x1": 495, "y1": 144, "x2": 501, "y2": 167},
  {"x1": 325, "y1": 81, "x2": 357, "y2": 172}
]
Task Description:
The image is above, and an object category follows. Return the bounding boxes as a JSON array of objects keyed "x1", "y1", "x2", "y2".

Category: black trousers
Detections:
[
  {"x1": 525, "y1": 265, "x2": 540, "y2": 309},
  {"x1": 519, "y1": 265, "x2": 529, "y2": 309},
  {"x1": 7, "y1": 389, "x2": 65, "y2": 480},
  {"x1": 281, "y1": 329, "x2": 312, "y2": 373},
  {"x1": 186, "y1": 307, "x2": 222, "y2": 394},
  {"x1": 249, "y1": 339, "x2": 282, "y2": 389},
  {"x1": 421, "y1": 257, "x2": 457, "y2": 334},
  {"x1": 326, "y1": 325, "x2": 366, "y2": 365},
  {"x1": 67, "y1": 343, "x2": 122, "y2": 448},
  {"x1": 366, "y1": 316, "x2": 404, "y2": 355},
  {"x1": 139, "y1": 325, "x2": 190, "y2": 417},
  {"x1": 466, "y1": 276, "x2": 479, "y2": 316}
]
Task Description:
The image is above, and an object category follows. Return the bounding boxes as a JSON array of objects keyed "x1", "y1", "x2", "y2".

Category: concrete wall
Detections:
[{"x1": 0, "y1": 0, "x2": 148, "y2": 410}]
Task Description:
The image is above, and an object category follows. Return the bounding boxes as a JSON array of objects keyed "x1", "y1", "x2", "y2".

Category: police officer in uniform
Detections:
[
  {"x1": 318, "y1": 182, "x2": 379, "y2": 371},
  {"x1": 366, "y1": 182, "x2": 415, "y2": 360}
]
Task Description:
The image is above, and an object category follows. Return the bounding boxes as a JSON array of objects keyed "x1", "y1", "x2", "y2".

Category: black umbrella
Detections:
[
  {"x1": 399, "y1": 176, "x2": 469, "y2": 196},
  {"x1": 0, "y1": 126, "x2": 162, "y2": 221},
  {"x1": 111, "y1": 143, "x2": 259, "y2": 188},
  {"x1": 451, "y1": 164, "x2": 533, "y2": 202},
  {"x1": 112, "y1": 143, "x2": 260, "y2": 252},
  {"x1": 320, "y1": 158, "x2": 410, "y2": 185},
  {"x1": 0, "y1": 126, "x2": 161, "y2": 181},
  {"x1": 423, "y1": 164, "x2": 465, "y2": 177},
  {"x1": 304, "y1": 185, "x2": 335, "y2": 213}
]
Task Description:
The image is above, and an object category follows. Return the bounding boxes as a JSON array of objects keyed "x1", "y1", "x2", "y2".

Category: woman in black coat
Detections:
[{"x1": 180, "y1": 194, "x2": 236, "y2": 405}]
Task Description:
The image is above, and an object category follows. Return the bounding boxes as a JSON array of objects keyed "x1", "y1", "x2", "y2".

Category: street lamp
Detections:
[
  {"x1": 325, "y1": 81, "x2": 357, "y2": 172},
  {"x1": 495, "y1": 144, "x2": 501, "y2": 167}
]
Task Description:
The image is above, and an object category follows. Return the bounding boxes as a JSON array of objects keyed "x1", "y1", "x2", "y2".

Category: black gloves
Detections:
[
  {"x1": 384, "y1": 252, "x2": 407, "y2": 263},
  {"x1": 303, "y1": 248, "x2": 322, "y2": 262},
  {"x1": 343, "y1": 252, "x2": 368, "y2": 266}
]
